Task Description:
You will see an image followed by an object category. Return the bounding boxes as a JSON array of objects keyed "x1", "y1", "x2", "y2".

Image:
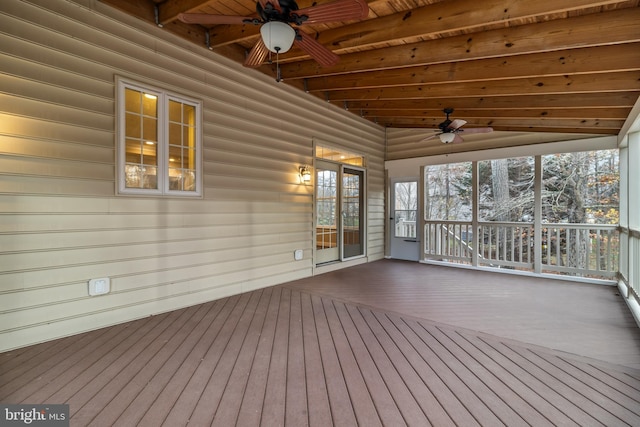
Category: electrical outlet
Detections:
[{"x1": 88, "y1": 278, "x2": 110, "y2": 296}]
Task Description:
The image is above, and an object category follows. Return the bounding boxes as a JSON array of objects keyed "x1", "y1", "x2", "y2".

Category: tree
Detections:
[
  {"x1": 424, "y1": 162, "x2": 472, "y2": 221},
  {"x1": 490, "y1": 159, "x2": 510, "y2": 221},
  {"x1": 542, "y1": 150, "x2": 619, "y2": 270}
]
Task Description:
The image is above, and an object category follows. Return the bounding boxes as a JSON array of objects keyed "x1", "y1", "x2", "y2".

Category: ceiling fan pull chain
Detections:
[{"x1": 276, "y1": 51, "x2": 283, "y2": 82}]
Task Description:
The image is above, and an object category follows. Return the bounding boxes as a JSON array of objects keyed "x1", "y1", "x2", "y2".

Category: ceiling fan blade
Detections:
[
  {"x1": 177, "y1": 13, "x2": 250, "y2": 25},
  {"x1": 420, "y1": 133, "x2": 441, "y2": 142},
  {"x1": 452, "y1": 134, "x2": 464, "y2": 144},
  {"x1": 460, "y1": 127, "x2": 494, "y2": 134},
  {"x1": 295, "y1": 0, "x2": 369, "y2": 24},
  {"x1": 448, "y1": 119, "x2": 467, "y2": 130},
  {"x1": 244, "y1": 39, "x2": 270, "y2": 67},
  {"x1": 294, "y1": 31, "x2": 339, "y2": 67}
]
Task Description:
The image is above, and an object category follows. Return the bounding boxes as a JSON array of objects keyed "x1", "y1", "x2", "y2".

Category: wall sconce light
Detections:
[{"x1": 299, "y1": 165, "x2": 311, "y2": 184}]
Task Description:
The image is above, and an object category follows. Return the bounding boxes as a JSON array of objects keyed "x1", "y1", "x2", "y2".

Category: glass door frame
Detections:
[
  {"x1": 314, "y1": 160, "x2": 367, "y2": 265},
  {"x1": 341, "y1": 165, "x2": 366, "y2": 261},
  {"x1": 389, "y1": 177, "x2": 420, "y2": 261}
]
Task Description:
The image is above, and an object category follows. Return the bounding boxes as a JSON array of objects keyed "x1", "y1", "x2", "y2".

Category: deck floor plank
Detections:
[
  {"x1": 27, "y1": 310, "x2": 180, "y2": 408},
  {"x1": 510, "y1": 345, "x2": 640, "y2": 426},
  {"x1": 284, "y1": 289, "x2": 309, "y2": 427},
  {"x1": 186, "y1": 290, "x2": 267, "y2": 426},
  {"x1": 401, "y1": 316, "x2": 505, "y2": 426},
  {"x1": 386, "y1": 314, "x2": 486, "y2": 427},
  {"x1": 352, "y1": 306, "x2": 431, "y2": 426},
  {"x1": 136, "y1": 296, "x2": 242, "y2": 426},
  {"x1": 259, "y1": 288, "x2": 291, "y2": 427},
  {"x1": 211, "y1": 288, "x2": 276, "y2": 426},
  {"x1": 538, "y1": 353, "x2": 640, "y2": 418},
  {"x1": 232, "y1": 288, "x2": 282, "y2": 427},
  {"x1": 160, "y1": 293, "x2": 253, "y2": 426},
  {"x1": 488, "y1": 338, "x2": 614, "y2": 426},
  {"x1": 300, "y1": 292, "x2": 333, "y2": 427},
  {"x1": 73, "y1": 306, "x2": 198, "y2": 425},
  {"x1": 1, "y1": 260, "x2": 639, "y2": 426},
  {"x1": 435, "y1": 325, "x2": 563, "y2": 426},
  {"x1": 371, "y1": 311, "x2": 458, "y2": 426},
  {"x1": 93, "y1": 303, "x2": 214, "y2": 427},
  {"x1": 333, "y1": 300, "x2": 407, "y2": 426},
  {"x1": 0, "y1": 320, "x2": 135, "y2": 400},
  {"x1": 321, "y1": 298, "x2": 383, "y2": 427},
  {"x1": 113, "y1": 298, "x2": 228, "y2": 426},
  {"x1": 461, "y1": 331, "x2": 592, "y2": 426},
  {"x1": 309, "y1": 294, "x2": 357, "y2": 427},
  {"x1": 258, "y1": 288, "x2": 291, "y2": 426},
  {"x1": 423, "y1": 323, "x2": 532, "y2": 427}
]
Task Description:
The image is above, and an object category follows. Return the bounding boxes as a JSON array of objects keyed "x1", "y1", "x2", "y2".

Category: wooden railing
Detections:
[
  {"x1": 539, "y1": 224, "x2": 618, "y2": 278},
  {"x1": 424, "y1": 221, "x2": 619, "y2": 279},
  {"x1": 395, "y1": 219, "x2": 416, "y2": 238}
]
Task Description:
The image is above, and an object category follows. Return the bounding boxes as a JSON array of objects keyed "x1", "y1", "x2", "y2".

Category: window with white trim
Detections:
[{"x1": 117, "y1": 78, "x2": 202, "y2": 196}]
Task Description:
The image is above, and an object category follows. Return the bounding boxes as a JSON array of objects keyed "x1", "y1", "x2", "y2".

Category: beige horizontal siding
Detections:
[{"x1": 0, "y1": 0, "x2": 385, "y2": 351}]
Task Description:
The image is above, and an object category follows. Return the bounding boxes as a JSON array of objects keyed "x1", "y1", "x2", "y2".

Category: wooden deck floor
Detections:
[{"x1": 2, "y1": 260, "x2": 640, "y2": 426}]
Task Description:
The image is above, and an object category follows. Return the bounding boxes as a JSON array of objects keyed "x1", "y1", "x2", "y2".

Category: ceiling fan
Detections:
[
  {"x1": 422, "y1": 108, "x2": 493, "y2": 144},
  {"x1": 177, "y1": 0, "x2": 369, "y2": 72}
]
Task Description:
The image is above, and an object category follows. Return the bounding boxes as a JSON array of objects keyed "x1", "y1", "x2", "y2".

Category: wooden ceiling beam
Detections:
[
  {"x1": 343, "y1": 92, "x2": 640, "y2": 111},
  {"x1": 375, "y1": 117, "x2": 620, "y2": 133},
  {"x1": 209, "y1": 25, "x2": 260, "y2": 48},
  {"x1": 158, "y1": 0, "x2": 222, "y2": 23},
  {"x1": 302, "y1": 43, "x2": 640, "y2": 92},
  {"x1": 280, "y1": 7, "x2": 640, "y2": 79},
  {"x1": 207, "y1": 0, "x2": 624, "y2": 48},
  {"x1": 324, "y1": 71, "x2": 640, "y2": 101},
  {"x1": 317, "y1": 0, "x2": 627, "y2": 50},
  {"x1": 360, "y1": 108, "x2": 631, "y2": 120},
  {"x1": 372, "y1": 117, "x2": 623, "y2": 129},
  {"x1": 392, "y1": 117, "x2": 624, "y2": 132}
]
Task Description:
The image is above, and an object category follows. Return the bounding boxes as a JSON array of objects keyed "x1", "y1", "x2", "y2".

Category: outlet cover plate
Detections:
[{"x1": 89, "y1": 277, "x2": 110, "y2": 296}]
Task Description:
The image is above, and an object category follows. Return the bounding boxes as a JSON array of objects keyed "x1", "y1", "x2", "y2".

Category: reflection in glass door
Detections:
[
  {"x1": 343, "y1": 168, "x2": 364, "y2": 258},
  {"x1": 390, "y1": 179, "x2": 420, "y2": 261},
  {"x1": 316, "y1": 163, "x2": 339, "y2": 264},
  {"x1": 316, "y1": 161, "x2": 365, "y2": 265}
]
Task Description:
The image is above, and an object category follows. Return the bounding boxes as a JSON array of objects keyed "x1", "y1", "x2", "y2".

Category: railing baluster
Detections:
[{"x1": 423, "y1": 221, "x2": 616, "y2": 279}]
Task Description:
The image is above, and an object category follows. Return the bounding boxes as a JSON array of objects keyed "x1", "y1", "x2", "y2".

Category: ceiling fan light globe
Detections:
[
  {"x1": 261, "y1": 21, "x2": 296, "y2": 53},
  {"x1": 439, "y1": 133, "x2": 456, "y2": 143}
]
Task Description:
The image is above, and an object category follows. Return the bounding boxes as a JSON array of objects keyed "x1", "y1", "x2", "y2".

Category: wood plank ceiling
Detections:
[{"x1": 100, "y1": 0, "x2": 640, "y2": 137}]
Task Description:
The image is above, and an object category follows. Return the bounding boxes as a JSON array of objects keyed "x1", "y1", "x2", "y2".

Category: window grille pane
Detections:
[
  {"x1": 168, "y1": 99, "x2": 197, "y2": 187},
  {"x1": 169, "y1": 123, "x2": 181, "y2": 144},
  {"x1": 118, "y1": 79, "x2": 200, "y2": 196},
  {"x1": 168, "y1": 100, "x2": 181, "y2": 122},
  {"x1": 124, "y1": 88, "x2": 140, "y2": 112},
  {"x1": 142, "y1": 117, "x2": 157, "y2": 142},
  {"x1": 182, "y1": 148, "x2": 193, "y2": 166},
  {"x1": 183, "y1": 104, "x2": 195, "y2": 124},
  {"x1": 125, "y1": 113, "x2": 141, "y2": 138},
  {"x1": 142, "y1": 166, "x2": 157, "y2": 189},
  {"x1": 142, "y1": 94, "x2": 157, "y2": 116}
]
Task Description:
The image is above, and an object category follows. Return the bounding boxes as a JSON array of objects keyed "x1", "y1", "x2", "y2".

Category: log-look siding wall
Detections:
[{"x1": 0, "y1": 0, "x2": 385, "y2": 351}]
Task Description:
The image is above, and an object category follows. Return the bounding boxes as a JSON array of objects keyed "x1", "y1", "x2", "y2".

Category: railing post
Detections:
[
  {"x1": 534, "y1": 155, "x2": 542, "y2": 274},
  {"x1": 472, "y1": 161, "x2": 479, "y2": 267}
]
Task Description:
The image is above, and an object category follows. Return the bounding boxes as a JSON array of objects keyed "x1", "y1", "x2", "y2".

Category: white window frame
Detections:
[{"x1": 116, "y1": 77, "x2": 203, "y2": 197}]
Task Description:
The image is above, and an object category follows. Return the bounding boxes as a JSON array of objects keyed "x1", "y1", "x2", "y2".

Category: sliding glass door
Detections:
[{"x1": 315, "y1": 161, "x2": 365, "y2": 264}]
